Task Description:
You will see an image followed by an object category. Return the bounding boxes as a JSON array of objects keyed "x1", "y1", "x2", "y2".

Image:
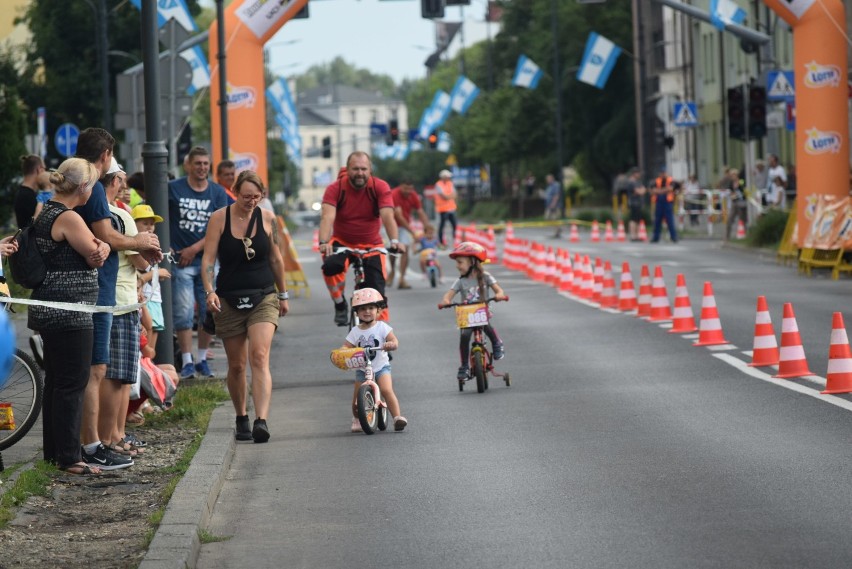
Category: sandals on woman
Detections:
[
  {"x1": 61, "y1": 462, "x2": 102, "y2": 476},
  {"x1": 108, "y1": 440, "x2": 138, "y2": 458}
]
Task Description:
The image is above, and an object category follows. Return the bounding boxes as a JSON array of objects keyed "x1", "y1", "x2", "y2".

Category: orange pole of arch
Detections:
[
  {"x1": 763, "y1": 0, "x2": 849, "y2": 245},
  {"x1": 208, "y1": 0, "x2": 308, "y2": 185}
]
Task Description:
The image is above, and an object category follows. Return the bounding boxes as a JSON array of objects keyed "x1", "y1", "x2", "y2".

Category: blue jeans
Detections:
[
  {"x1": 652, "y1": 201, "x2": 677, "y2": 242},
  {"x1": 172, "y1": 263, "x2": 208, "y2": 331}
]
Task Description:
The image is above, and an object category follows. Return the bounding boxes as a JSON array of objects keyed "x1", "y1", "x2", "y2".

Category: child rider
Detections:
[
  {"x1": 439, "y1": 242, "x2": 507, "y2": 380},
  {"x1": 340, "y1": 287, "x2": 407, "y2": 433}
]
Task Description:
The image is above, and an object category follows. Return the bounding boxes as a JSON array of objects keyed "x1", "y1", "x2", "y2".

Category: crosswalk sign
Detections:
[
  {"x1": 673, "y1": 102, "x2": 698, "y2": 127},
  {"x1": 767, "y1": 71, "x2": 795, "y2": 101}
]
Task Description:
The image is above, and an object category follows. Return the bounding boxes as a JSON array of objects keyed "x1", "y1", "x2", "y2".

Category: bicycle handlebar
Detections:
[
  {"x1": 438, "y1": 296, "x2": 509, "y2": 310},
  {"x1": 333, "y1": 245, "x2": 400, "y2": 258}
]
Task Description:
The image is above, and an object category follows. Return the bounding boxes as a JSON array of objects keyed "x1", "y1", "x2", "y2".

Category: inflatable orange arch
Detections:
[
  {"x1": 208, "y1": 0, "x2": 308, "y2": 186},
  {"x1": 763, "y1": 0, "x2": 849, "y2": 244}
]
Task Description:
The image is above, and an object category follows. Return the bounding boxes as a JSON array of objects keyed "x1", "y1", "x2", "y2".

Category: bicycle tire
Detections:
[
  {"x1": 429, "y1": 268, "x2": 437, "y2": 288},
  {"x1": 377, "y1": 398, "x2": 389, "y2": 431},
  {"x1": 0, "y1": 350, "x2": 44, "y2": 451},
  {"x1": 356, "y1": 383, "x2": 378, "y2": 434},
  {"x1": 473, "y1": 350, "x2": 486, "y2": 394}
]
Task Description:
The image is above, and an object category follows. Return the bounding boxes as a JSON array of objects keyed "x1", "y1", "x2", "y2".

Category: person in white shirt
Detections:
[{"x1": 765, "y1": 154, "x2": 787, "y2": 210}]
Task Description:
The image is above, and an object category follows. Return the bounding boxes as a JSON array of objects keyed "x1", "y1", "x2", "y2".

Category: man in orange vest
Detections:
[
  {"x1": 434, "y1": 169, "x2": 458, "y2": 248},
  {"x1": 651, "y1": 169, "x2": 678, "y2": 243}
]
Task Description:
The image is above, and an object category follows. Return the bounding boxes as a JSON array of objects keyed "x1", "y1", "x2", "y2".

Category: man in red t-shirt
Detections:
[
  {"x1": 318, "y1": 152, "x2": 405, "y2": 325},
  {"x1": 388, "y1": 179, "x2": 432, "y2": 289}
]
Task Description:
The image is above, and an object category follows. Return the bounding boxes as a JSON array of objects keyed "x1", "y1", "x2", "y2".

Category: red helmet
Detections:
[
  {"x1": 351, "y1": 287, "x2": 385, "y2": 308},
  {"x1": 449, "y1": 241, "x2": 487, "y2": 262}
]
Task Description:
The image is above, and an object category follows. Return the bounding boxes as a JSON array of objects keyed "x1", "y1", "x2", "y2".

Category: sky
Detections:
[{"x1": 201, "y1": 0, "x2": 496, "y2": 84}]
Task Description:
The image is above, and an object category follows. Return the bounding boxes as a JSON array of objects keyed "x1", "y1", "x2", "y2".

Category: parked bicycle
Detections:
[
  {"x1": 330, "y1": 345, "x2": 389, "y2": 434},
  {"x1": 0, "y1": 349, "x2": 43, "y2": 453},
  {"x1": 439, "y1": 297, "x2": 511, "y2": 393}
]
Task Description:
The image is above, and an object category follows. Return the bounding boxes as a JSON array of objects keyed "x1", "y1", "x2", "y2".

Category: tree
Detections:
[{"x1": 0, "y1": 51, "x2": 29, "y2": 227}]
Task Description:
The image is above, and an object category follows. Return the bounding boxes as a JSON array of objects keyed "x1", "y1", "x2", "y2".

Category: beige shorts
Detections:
[{"x1": 213, "y1": 293, "x2": 279, "y2": 339}]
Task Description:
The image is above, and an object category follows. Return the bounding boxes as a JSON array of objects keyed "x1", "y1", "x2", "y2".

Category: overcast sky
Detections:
[{"x1": 202, "y1": 0, "x2": 495, "y2": 84}]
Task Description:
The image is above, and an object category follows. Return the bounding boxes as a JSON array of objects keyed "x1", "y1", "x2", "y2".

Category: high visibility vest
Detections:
[{"x1": 656, "y1": 176, "x2": 674, "y2": 203}]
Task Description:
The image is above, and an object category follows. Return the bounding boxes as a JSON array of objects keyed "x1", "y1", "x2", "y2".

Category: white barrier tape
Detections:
[{"x1": 0, "y1": 296, "x2": 145, "y2": 314}]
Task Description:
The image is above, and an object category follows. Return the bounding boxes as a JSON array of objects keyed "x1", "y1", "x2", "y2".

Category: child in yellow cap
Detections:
[{"x1": 132, "y1": 205, "x2": 170, "y2": 348}]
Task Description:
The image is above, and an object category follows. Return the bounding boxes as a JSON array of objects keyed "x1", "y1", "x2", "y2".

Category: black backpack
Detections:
[{"x1": 9, "y1": 223, "x2": 47, "y2": 289}]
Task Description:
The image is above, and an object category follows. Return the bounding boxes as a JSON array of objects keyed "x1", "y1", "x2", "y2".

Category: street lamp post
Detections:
[{"x1": 216, "y1": 0, "x2": 229, "y2": 160}]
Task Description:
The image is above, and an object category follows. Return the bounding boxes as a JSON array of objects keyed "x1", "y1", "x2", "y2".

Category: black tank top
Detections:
[{"x1": 216, "y1": 206, "x2": 275, "y2": 294}]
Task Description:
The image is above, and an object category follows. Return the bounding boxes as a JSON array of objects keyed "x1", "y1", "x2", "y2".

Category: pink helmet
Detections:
[
  {"x1": 351, "y1": 287, "x2": 385, "y2": 308},
  {"x1": 449, "y1": 241, "x2": 487, "y2": 263}
]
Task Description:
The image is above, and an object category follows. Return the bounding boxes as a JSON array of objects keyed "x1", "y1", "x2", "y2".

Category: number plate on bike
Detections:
[
  {"x1": 455, "y1": 303, "x2": 489, "y2": 328},
  {"x1": 0, "y1": 403, "x2": 15, "y2": 431},
  {"x1": 330, "y1": 347, "x2": 368, "y2": 370}
]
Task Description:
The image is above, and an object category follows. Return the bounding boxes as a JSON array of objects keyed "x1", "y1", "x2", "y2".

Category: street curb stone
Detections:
[{"x1": 139, "y1": 402, "x2": 235, "y2": 569}]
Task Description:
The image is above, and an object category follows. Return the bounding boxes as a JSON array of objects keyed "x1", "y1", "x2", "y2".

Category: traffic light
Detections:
[
  {"x1": 388, "y1": 119, "x2": 399, "y2": 143},
  {"x1": 428, "y1": 131, "x2": 438, "y2": 149},
  {"x1": 727, "y1": 86, "x2": 745, "y2": 141},
  {"x1": 421, "y1": 0, "x2": 444, "y2": 19},
  {"x1": 748, "y1": 85, "x2": 767, "y2": 139},
  {"x1": 321, "y1": 136, "x2": 332, "y2": 158}
]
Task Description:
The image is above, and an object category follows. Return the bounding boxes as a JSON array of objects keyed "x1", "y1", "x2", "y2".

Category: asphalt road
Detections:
[{"x1": 197, "y1": 228, "x2": 852, "y2": 569}]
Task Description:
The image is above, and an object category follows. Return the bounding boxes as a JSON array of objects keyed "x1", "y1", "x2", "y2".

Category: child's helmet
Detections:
[
  {"x1": 449, "y1": 241, "x2": 488, "y2": 263},
  {"x1": 351, "y1": 287, "x2": 385, "y2": 308}
]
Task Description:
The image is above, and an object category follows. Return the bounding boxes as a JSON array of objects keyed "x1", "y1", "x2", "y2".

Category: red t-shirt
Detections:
[
  {"x1": 322, "y1": 176, "x2": 394, "y2": 245},
  {"x1": 391, "y1": 187, "x2": 422, "y2": 223}
]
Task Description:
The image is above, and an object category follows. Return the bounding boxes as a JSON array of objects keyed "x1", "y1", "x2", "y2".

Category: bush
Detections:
[
  {"x1": 467, "y1": 200, "x2": 509, "y2": 223},
  {"x1": 746, "y1": 209, "x2": 789, "y2": 247},
  {"x1": 573, "y1": 208, "x2": 616, "y2": 223}
]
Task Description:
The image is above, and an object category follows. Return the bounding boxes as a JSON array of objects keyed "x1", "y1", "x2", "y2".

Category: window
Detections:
[{"x1": 370, "y1": 109, "x2": 378, "y2": 122}]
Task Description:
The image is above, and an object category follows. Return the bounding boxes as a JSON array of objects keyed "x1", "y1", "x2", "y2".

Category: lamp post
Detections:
[
  {"x1": 216, "y1": 0, "x2": 229, "y2": 161},
  {"x1": 82, "y1": 0, "x2": 111, "y2": 130}
]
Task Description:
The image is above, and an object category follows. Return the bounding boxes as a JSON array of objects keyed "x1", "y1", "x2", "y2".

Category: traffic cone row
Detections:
[{"x1": 502, "y1": 237, "x2": 527, "y2": 271}]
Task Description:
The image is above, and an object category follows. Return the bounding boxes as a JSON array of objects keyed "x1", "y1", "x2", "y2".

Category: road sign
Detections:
[
  {"x1": 673, "y1": 102, "x2": 698, "y2": 127},
  {"x1": 54, "y1": 123, "x2": 79, "y2": 157},
  {"x1": 767, "y1": 71, "x2": 795, "y2": 101}
]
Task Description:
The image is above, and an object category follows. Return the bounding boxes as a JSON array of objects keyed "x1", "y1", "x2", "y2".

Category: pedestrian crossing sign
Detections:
[
  {"x1": 673, "y1": 102, "x2": 698, "y2": 127},
  {"x1": 767, "y1": 71, "x2": 795, "y2": 101}
]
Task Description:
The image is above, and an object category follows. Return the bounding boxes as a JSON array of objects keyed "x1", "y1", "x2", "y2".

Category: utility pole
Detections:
[{"x1": 216, "y1": 0, "x2": 229, "y2": 159}]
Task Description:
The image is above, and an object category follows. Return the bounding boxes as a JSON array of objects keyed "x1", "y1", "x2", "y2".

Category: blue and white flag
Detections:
[
  {"x1": 129, "y1": 0, "x2": 197, "y2": 31},
  {"x1": 179, "y1": 46, "x2": 210, "y2": 95},
  {"x1": 710, "y1": 0, "x2": 747, "y2": 30},
  {"x1": 267, "y1": 79, "x2": 298, "y2": 132},
  {"x1": 417, "y1": 90, "x2": 452, "y2": 140},
  {"x1": 512, "y1": 55, "x2": 543, "y2": 89},
  {"x1": 576, "y1": 32, "x2": 622, "y2": 89},
  {"x1": 450, "y1": 76, "x2": 480, "y2": 115},
  {"x1": 437, "y1": 131, "x2": 452, "y2": 153}
]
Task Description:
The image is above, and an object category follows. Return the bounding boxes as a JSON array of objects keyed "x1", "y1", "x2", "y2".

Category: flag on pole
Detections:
[
  {"x1": 450, "y1": 76, "x2": 480, "y2": 115},
  {"x1": 129, "y1": 0, "x2": 197, "y2": 31},
  {"x1": 512, "y1": 55, "x2": 543, "y2": 89},
  {"x1": 180, "y1": 46, "x2": 211, "y2": 95},
  {"x1": 417, "y1": 90, "x2": 452, "y2": 139},
  {"x1": 710, "y1": 0, "x2": 747, "y2": 30},
  {"x1": 576, "y1": 32, "x2": 622, "y2": 89}
]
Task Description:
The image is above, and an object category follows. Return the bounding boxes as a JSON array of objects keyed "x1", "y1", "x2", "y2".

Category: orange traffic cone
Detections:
[
  {"x1": 312, "y1": 229, "x2": 320, "y2": 252},
  {"x1": 648, "y1": 266, "x2": 672, "y2": 322},
  {"x1": 569, "y1": 224, "x2": 580, "y2": 243},
  {"x1": 505, "y1": 220, "x2": 514, "y2": 239},
  {"x1": 748, "y1": 296, "x2": 779, "y2": 367},
  {"x1": 546, "y1": 247, "x2": 558, "y2": 286},
  {"x1": 558, "y1": 249, "x2": 573, "y2": 293},
  {"x1": 736, "y1": 219, "x2": 746, "y2": 240},
  {"x1": 616, "y1": 220, "x2": 626, "y2": 242},
  {"x1": 580, "y1": 255, "x2": 594, "y2": 299},
  {"x1": 822, "y1": 312, "x2": 852, "y2": 394},
  {"x1": 591, "y1": 257, "x2": 604, "y2": 304},
  {"x1": 637, "y1": 219, "x2": 648, "y2": 242},
  {"x1": 572, "y1": 253, "x2": 583, "y2": 296},
  {"x1": 693, "y1": 282, "x2": 728, "y2": 346},
  {"x1": 636, "y1": 265, "x2": 652, "y2": 318},
  {"x1": 617, "y1": 262, "x2": 638, "y2": 312},
  {"x1": 590, "y1": 220, "x2": 600, "y2": 242},
  {"x1": 604, "y1": 220, "x2": 614, "y2": 242},
  {"x1": 774, "y1": 303, "x2": 813, "y2": 378},
  {"x1": 599, "y1": 261, "x2": 617, "y2": 308},
  {"x1": 668, "y1": 274, "x2": 697, "y2": 333}
]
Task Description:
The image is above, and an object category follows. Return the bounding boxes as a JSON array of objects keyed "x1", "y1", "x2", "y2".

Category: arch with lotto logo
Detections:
[
  {"x1": 763, "y1": 0, "x2": 848, "y2": 244},
  {"x1": 208, "y1": 0, "x2": 308, "y2": 185}
]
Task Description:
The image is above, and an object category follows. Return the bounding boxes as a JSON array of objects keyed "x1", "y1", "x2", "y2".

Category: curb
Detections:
[{"x1": 138, "y1": 402, "x2": 234, "y2": 569}]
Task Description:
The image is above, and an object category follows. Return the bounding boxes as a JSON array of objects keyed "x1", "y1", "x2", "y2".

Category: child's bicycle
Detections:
[
  {"x1": 334, "y1": 245, "x2": 395, "y2": 330},
  {"x1": 424, "y1": 249, "x2": 440, "y2": 288},
  {"x1": 439, "y1": 297, "x2": 511, "y2": 393},
  {"x1": 0, "y1": 349, "x2": 43, "y2": 455},
  {"x1": 330, "y1": 346, "x2": 388, "y2": 435}
]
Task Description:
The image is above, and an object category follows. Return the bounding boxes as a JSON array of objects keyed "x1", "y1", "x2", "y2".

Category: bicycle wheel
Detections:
[
  {"x1": 377, "y1": 398, "x2": 389, "y2": 431},
  {"x1": 0, "y1": 350, "x2": 44, "y2": 451},
  {"x1": 429, "y1": 268, "x2": 437, "y2": 288},
  {"x1": 356, "y1": 383, "x2": 378, "y2": 434},
  {"x1": 473, "y1": 350, "x2": 486, "y2": 394}
]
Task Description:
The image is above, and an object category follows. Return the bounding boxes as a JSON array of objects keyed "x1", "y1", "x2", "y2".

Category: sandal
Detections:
[
  {"x1": 108, "y1": 441, "x2": 138, "y2": 458},
  {"x1": 61, "y1": 462, "x2": 102, "y2": 476},
  {"x1": 121, "y1": 435, "x2": 146, "y2": 454},
  {"x1": 126, "y1": 411, "x2": 145, "y2": 426}
]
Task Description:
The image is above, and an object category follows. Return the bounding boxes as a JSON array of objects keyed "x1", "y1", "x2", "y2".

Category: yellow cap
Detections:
[{"x1": 131, "y1": 204, "x2": 163, "y2": 223}]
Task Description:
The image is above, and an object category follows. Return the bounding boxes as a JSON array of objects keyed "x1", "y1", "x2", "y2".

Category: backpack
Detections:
[
  {"x1": 335, "y1": 169, "x2": 380, "y2": 217},
  {"x1": 9, "y1": 223, "x2": 47, "y2": 289}
]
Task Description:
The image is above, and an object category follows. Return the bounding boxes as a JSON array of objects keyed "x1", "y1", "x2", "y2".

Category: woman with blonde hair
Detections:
[{"x1": 28, "y1": 157, "x2": 110, "y2": 475}]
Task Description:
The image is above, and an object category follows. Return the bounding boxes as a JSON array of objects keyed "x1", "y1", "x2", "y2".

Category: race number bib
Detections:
[
  {"x1": 455, "y1": 303, "x2": 489, "y2": 329},
  {"x1": 330, "y1": 347, "x2": 368, "y2": 370}
]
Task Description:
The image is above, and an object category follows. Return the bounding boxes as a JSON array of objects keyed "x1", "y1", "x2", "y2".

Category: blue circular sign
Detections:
[{"x1": 54, "y1": 123, "x2": 80, "y2": 157}]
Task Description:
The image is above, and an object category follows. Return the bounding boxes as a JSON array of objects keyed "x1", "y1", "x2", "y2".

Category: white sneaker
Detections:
[
  {"x1": 351, "y1": 417, "x2": 362, "y2": 433},
  {"x1": 393, "y1": 416, "x2": 408, "y2": 431}
]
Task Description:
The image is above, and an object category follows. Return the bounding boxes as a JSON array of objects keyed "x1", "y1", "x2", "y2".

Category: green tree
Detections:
[{"x1": 0, "y1": 53, "x2": 29, "y2": 228}]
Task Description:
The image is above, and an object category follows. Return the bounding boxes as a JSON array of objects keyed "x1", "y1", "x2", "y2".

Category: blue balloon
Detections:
[{"x1": 0, "y1": 309, "x2": 15, "y2": 390}]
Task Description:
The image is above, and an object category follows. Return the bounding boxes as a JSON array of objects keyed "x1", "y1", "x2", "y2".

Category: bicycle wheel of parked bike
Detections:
[
  {"x1": 0, "y1": 350, "x2": 44, "y2": 451},
  {"x1": 356, "y1": 384, "x2": 378, "y2": 435},
  {"x1": 473, "y1": 350, "x2": 486, "y2": 394}
]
